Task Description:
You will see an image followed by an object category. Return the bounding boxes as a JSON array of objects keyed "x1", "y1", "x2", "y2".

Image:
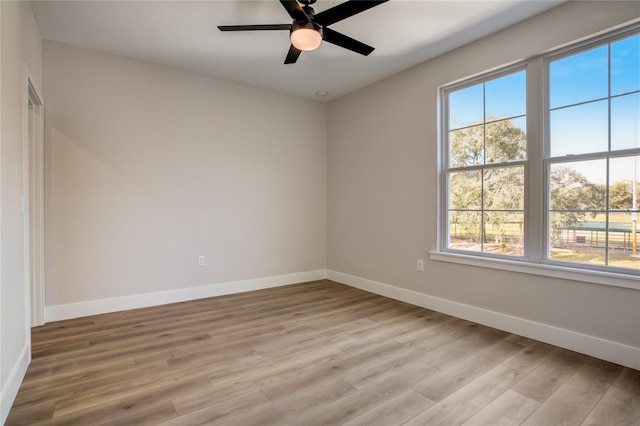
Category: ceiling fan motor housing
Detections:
[{"x1": 291, "y1": 21, "x2": 322, "y2": 34}]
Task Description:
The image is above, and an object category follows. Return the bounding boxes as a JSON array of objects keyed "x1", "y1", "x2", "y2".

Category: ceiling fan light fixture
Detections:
[{"x1": 290, "y1": 24, "x2": 322, "y2": 51}]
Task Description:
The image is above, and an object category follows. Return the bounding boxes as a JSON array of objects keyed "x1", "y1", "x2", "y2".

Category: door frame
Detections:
[{"x1": 22, "y1": 66, "x2": 45, "y2": 327}]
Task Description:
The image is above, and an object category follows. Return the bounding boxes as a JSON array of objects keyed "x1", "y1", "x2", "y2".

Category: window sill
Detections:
[{"x1": 429, "y1": 251, "x2": 639, "y2": 291}]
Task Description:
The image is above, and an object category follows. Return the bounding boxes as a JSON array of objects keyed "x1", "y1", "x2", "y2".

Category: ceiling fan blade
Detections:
[
  {"x1": 218, "y1": 24, "x2": 291, "y2": 31},
  {"x1": 322, "y1": 27, "x2": 374, "y2": 56},
  {"x1": 279, "y1": 0, "x2": 311, "y2": 22},
  {"x1": 314, "y1": 0, "x2": 388, "y2": 27},
  {"x1": 284, "y1": 44, "x2": 302, "y2": 64}
]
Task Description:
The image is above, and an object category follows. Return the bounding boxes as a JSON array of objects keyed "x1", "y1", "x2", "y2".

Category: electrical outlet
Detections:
[
  {"x1": 197, "y1": 255, "x2": 205, "y2": 266},
  {"x1": 417, "y1": 259, "x2": 424, "y2": 272}
]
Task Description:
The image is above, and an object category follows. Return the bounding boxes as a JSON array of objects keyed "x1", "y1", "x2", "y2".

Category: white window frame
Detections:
[
  {"x1": 440, "y1": 64, "x2": 529, "y2": 262},
  {"x1": 433, "y1": 23, "x2": 640, "y2": 290},
  {"x1": 542, "y1": 27, "x2": 640, "y2": 276}
]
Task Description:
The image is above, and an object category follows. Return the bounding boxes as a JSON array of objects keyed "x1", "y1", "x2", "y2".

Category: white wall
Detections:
[
  {"x1": 0, "y1": 1, "x2": 43, "y2": 422},
  {"x1": 327, "y1": 1, "x2": 640, "y2": 368},
  {"x1": 43, "y1": 41, "x2": 326, "y2": 316}
]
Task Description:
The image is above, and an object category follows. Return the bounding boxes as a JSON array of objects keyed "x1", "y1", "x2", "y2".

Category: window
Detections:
[
  {"x1": 440, "y1": 24, "x2": 640, "y2": 279},
  {"x1": 547, "y1": 33, "x2": 640, "y2": 272},
  {"x1": 446, "y1": 70, "x2": 527, "y2": 256}
]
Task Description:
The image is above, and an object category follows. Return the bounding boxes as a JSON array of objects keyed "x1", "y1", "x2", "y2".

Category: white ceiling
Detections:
[{"x1": 30, "y1": 0, "x2": 565, "y2": 101}]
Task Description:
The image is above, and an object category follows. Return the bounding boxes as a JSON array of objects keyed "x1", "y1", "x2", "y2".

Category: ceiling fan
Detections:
[{"x1": 218, "y1": 0, "x2": 389, "y2": 64}]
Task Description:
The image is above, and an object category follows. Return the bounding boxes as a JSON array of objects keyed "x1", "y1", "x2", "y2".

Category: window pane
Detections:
[
  {"x1": 449, "y1": 125, "x2": 484, "y2": 167},
  {"x1": 449, "y1": 211, "x2": 482, "y2": 252},
  {"x1": 611, "y1": 34, "x2": 640, "y2": 96},
  {"x1": 484, "y1": 166, "x2": 525, "y2": 210},
  {"x1": 485, "y1": 71, "x2": 526, "y2": 121},
  {"x1": 449, "y1": 170, "x2": 482, "y2": 210},
  {"x1": 611, "y1": 93, "x2": 640, "y2": 150},
  {"x1": 609, "y1": 156, "x2": 640, "y2": 211},
  {"x1": 608, "y1": 212, "x2": 640, "y2": 271},
  {"x1": 483, "y1": 212, "x2": 524, "y2": 255},
  {"x1": 550, "y1": 100, "x2": 608, "y2": 156},
  {"x1": 485, "y1": 117, "x2": 527, "y2": 164},
  {"x1": 550, "y1": 160, "x2": 606, "y2": 211},
  {"x1": 549, "y1": 211, "x2": 606, "y2": 265},
  {"x1": 550, "y1": 45, "x2": 608, "y2": 109},
  {"x1": 449, "y1": 84, "x2": 483, "y2": 130}
]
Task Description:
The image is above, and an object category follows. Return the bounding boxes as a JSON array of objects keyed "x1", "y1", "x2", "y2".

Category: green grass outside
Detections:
[{"x1": 550, "y1": 248, "x2": 640, "y2": 269}]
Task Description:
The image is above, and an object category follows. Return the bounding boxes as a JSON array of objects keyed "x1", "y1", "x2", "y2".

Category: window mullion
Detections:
[
  {"x1": 605, "y1": 43, "x2": 612, "y2": 265},
  {"x1": 481, "y1": 83, "x2": 487, "y2": 253},
  {"x1": 526, "y1": 57, "x2": 544, "y2": 262}
]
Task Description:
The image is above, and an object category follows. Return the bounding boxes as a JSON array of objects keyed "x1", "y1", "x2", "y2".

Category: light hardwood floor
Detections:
[{"x1": 7, "y1": 280, "x2": 640, "y2": 425}]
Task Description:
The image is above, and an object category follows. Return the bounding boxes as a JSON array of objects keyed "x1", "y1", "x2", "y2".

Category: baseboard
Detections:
[
  {"x1": 1, "y1": 344, "x2": 30, "y2": 424},
  {"x1": 45, "y1": 269, "x2": 327, "y2": 322},
  {"x1": 327, "y1": 270, "x2": 640, "y2": 370}
]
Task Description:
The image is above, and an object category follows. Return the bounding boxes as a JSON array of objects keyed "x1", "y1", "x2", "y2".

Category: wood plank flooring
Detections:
[{"x1": 7, "y1": 280, "x2": 640, "y2": 425}]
